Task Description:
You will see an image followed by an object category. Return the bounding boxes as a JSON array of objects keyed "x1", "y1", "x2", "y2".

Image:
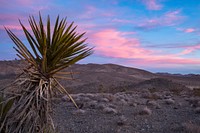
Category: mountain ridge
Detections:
[{"x1": 0, "y1": 60, "x2": 199, "y2": 94}]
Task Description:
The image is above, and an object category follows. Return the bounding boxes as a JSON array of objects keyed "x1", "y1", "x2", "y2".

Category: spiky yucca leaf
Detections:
[
  {"x1": 3, "y1": 13, "x2": 93, "y2": 133},
  {"x1": 5, "y1": 14, "x2": 92, "y2": 78},
  {"x1": 0, "y1": 95, "x2": 15, "y2": 133}
]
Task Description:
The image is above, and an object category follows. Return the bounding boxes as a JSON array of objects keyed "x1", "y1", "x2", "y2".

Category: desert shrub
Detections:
[
  {"x1": 183, "y1": 123, "x2": 200, "y2": 133},
  {"x1": 139, "y1": 106, "x2": 152, "y2": 115},
  {"x1": 192, "y1": 88, "x2": 200, "y2": 96},
  {"x1": 149, "y1": 87, "x2": 157, "y2": 93},
  {"x1": 98, "y1": 84, "x2": 106, "y2": 93},
  {"x1": 117, "y1": 115, "x2": 127, "y2": 126}
]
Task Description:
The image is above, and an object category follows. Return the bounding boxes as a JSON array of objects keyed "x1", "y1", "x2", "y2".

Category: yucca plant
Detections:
[
  {"x1": 0, "y1": 95, "x2": 15, "y2": 133},
  {"x1": 3, "y1": 13, "x2": 93, "y2": 133}
]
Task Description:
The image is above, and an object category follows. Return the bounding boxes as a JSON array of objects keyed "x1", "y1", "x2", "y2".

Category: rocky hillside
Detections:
[
  {"x1": 0, "y1": 60, "x2": 199, "y2": 94},
  {"x1": 1, "y1": 60, "x2": 200, "y2": 133}
]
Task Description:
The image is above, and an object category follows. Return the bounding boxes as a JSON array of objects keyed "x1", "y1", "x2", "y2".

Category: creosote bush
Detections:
[{"x1": 1, "y1": 13, "x2": 93, "y2": 133}]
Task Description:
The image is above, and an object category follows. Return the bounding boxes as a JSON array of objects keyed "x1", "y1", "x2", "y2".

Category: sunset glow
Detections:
[{"x1": 0, "y1": 0, "x2": 200, "y2": 74}]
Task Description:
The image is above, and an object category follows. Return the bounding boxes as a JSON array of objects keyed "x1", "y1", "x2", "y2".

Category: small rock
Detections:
[
  {"x1": 117, "y1": 115, "x2": 127, "y2": 126},
  {"x1": 129, "y1": 102, "x2": 137, "y2": 107},
  {"x1": 86, "y1": 100, "x2": 98, "y2": 109},
  {"x1": 62, "y1": 95, "x2": 70, "y2": 102},
  {"x1": 198, "y1": 101, "x2": 200, "y2": 107},
  {"x1": 85, "y1": 93, "x2": 96, "y2": 99},
  {"x1": 152, "y1": 92, "x2": 162, "y2": 99},
  {"x1": 139, "y1": 107, "x2": 152, "y2": 115},
  {"x1": 194, "y1": 107, "x2": 200, "y2": 114},
  {"x1": 103, "y1": 107, "x2": 118, "y2": 114},
  {"x1": 173, "y1": 106, "x2": 178, "y2": 109},
  {"x1": 141, "y1": 92, "x2": 152, "y2": 99},
  {"x1": 96, "y1": 103, "x2": 106, "y2": 110},
  {"x1": 82, "y1": 97, "x2": 91, "y2": 102},
  {"x1": 119, "y1": 99, "x2": 128, "y2": 105},
  {"x1": 187, "y1": 97, "x2": 200, "y2": 107},
  {"x1": 108, "y1": 103, "x2": 117, "y2": 109},
  {"x1": 73, "y1": 109, "x2": 86, "y2": 115},
  {"x1": 147, "y1": 100, "x2": 161, "y2": 109},
  {"x1": 100, "y1": 98, "x2": 109, "y2": 103},
  {"x1": 165, "y1": 98, "x2": 175, "y2": 105}
]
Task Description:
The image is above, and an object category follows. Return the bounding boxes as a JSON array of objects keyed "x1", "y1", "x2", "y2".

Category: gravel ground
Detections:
[{"x1": 52, "y1": 91, "x2": 200, "y2": 133}]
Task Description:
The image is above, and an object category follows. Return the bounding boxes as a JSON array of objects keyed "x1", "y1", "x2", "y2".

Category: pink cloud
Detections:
[
  {"x1": 16, "y1": 0, "x2": 48, "y2": 7},
  {"x1": 16, "y1": 0, "x2": 32, "y2": 6},
  {"x1": 112, "y1": 18, "x2": 132, "y2": 24},
  {"x1": 178, "y1": 44, "x2": 200, "y2": 55},
  {"x1": 0, "y1": 14, "x2": 24, "y2": 22},
  {"x1": 0, "y1": 25, "x2": 22, "y2": 30},
  {"x1": 147, "y1": 56, "x2": 200, "y2": 65},
  {"x1": 184, "y1": 28, "x2": 196, "y2": 33},
  {"x1": 80, "y1": 6, "x2": 98, "y2": 19},
  {"x1": 128, "y1": 58, "x2": 200, "y2": 68},
  {"x1": 89, "y1": 29, "x2": 152, "y2": 59},
  {"x1": 101, "y1": 12, "x2": 115, "y2": 17},
  {"x1": 176, "y1": 28, "x2": 197, "y2": 33},
  {"x1": 80, "y1": 5, "x2": 115, "y2": 19},
  {"x1": 89, "y1": 28, "x2": 200, "y2": 66},
  {"x1": 137, "y1": 10, "x2": 184, "y2": 29},
  {"x1": 142, "y1": 0, "x2": 162, "y2": 10},
  {"x1": 163, "y1": 10, "x2": 184, "y2": 26}
]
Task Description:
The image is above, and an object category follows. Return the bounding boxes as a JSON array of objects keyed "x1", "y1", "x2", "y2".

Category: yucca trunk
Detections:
[{"x1": 1, "y1": 13, "x2": 93, "y2": 133}]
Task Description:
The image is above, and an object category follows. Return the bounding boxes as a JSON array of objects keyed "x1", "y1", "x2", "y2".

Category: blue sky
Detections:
[{"x1": 0, "y1": 0, "x2": 200, "y2": 74}]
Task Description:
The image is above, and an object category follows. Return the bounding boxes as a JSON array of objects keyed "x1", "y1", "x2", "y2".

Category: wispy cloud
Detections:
[
  {"x1": 89, "y1": 28, "x2": 152, "y2": 58},
  {"x1": 177, "y1": 28, "x2": 197, "y2": 33},
  {"x1": 141, "y1": 0, "x2": 162, "y2": 10},
  {"x1": 136, "y1": 10, "x2": 184, "y2": 30},
  {"x1": 178, "y1": 44, "x2": 200, "y2": 55},
  {"x1": 0, "y1": 25, "x2": 22, "y2": 30},
  {"x1": 184, "y1": 28, "x2": 196, "y2": 33},
  {"x1": 111, "y1": 18, "x2": 132, "y2": 24},
  {"x1": 0, "y1": 14, "x2": 25, "y2": 23},
  {"x1": 89, "y1": 28, "x2": 200, "y2": 67},
  {"x1": 0, "y1": 0, "x2": 199, "y2": 73}
]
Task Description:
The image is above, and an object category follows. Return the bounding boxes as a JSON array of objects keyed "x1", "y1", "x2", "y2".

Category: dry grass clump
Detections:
[
  {"x1": 147, "y1": 100, "x2": 161, "y2": 109},
  {"x1": 141, "y1": 91, "x2": 152, "y2": 99},
  {"x1": 117, "y1": 115, "x2": 127, "y2": 126},
  {"x1": 182, "y1": 122, "x2": 200, "y2": 133},
  {"x1": 141, "y1": 90, "x2": 162, "y2": 100},
  {"x1": 192, "y1": 88, "x2": 200, "y2": 97},
  {"x1": 186, "y1": 97, "x2": 200, "y2": 107},
  {"x1": 139, "y1": 107, "x2": 152, "y2": 115},
  {"x1": 151, "y1": 92, "x2": 162, "y2": 100}
]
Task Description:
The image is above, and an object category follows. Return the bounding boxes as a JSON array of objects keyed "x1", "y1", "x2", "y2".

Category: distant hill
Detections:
[{"x1": 0, "y1": 60, "x2": 199, "y2": 93}]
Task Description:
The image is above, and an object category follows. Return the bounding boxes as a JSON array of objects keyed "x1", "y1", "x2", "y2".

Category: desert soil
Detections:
[
  {"x1": 53, "y1": 91, "x2": 200, "y2": 133},
  {"x1": 1, "y1": 61, "x2": 200, "y2": 133}
]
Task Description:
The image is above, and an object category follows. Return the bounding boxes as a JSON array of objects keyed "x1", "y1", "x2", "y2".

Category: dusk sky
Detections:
[{"x1": 0, "y1": 0, "x2": 200, "y2": 74}]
